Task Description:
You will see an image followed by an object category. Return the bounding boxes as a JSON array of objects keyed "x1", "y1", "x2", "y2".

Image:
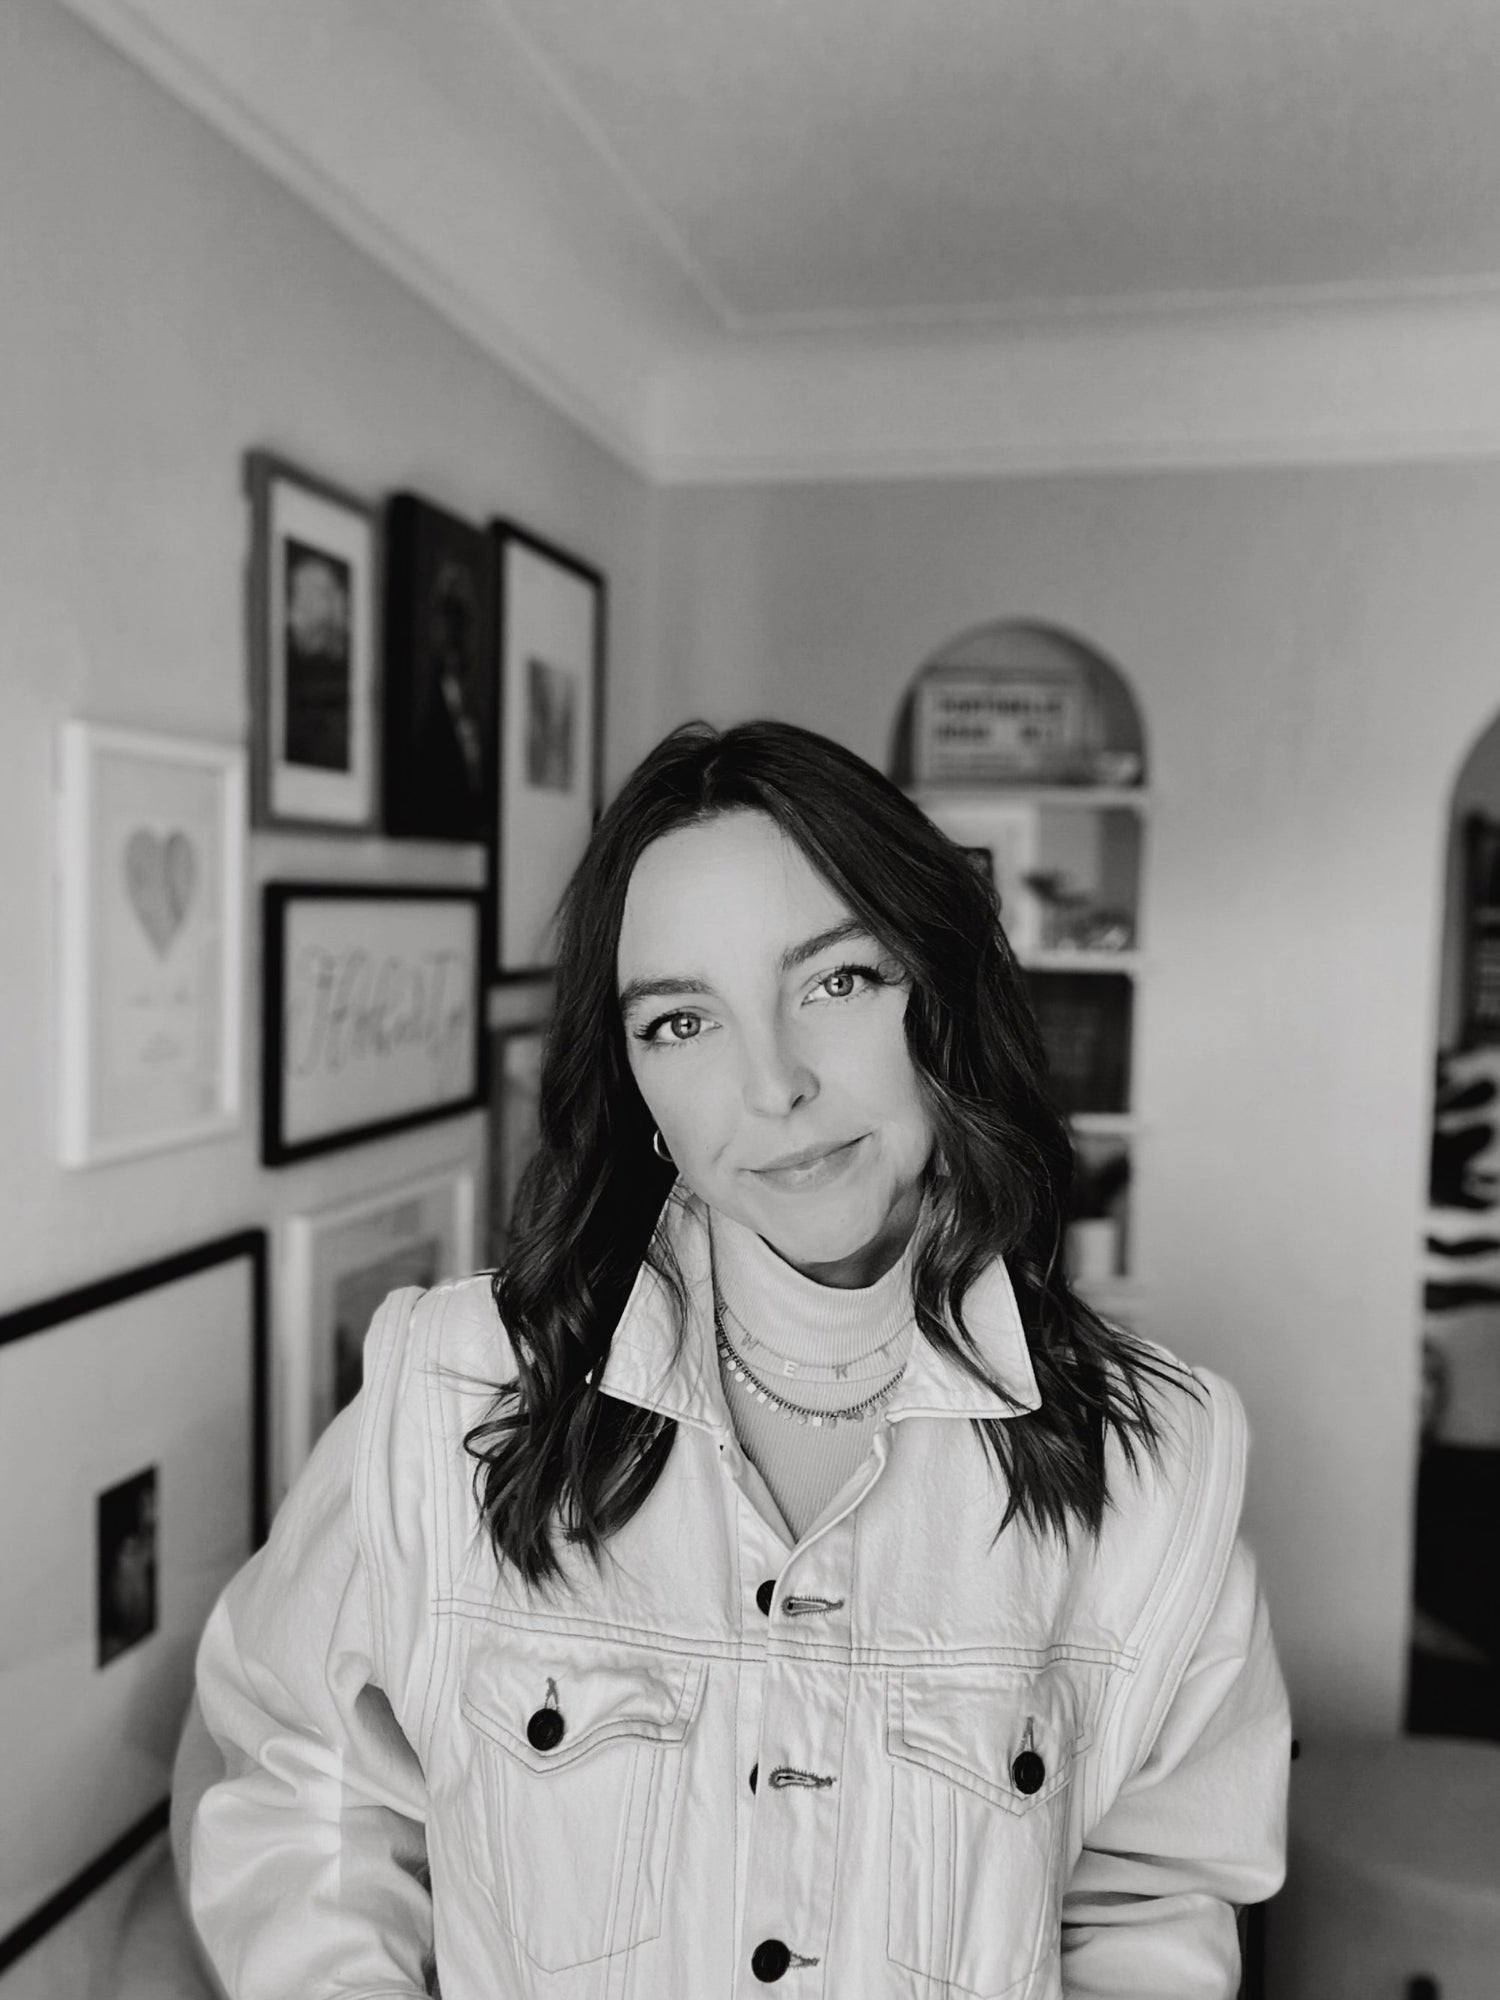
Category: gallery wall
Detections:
[
  {"x1": 653, "y1": 464, "x2": 1500, "y2": 1740},
  {"x1": 0, "y1": 2, "x2": 660, "y2": 1990}
]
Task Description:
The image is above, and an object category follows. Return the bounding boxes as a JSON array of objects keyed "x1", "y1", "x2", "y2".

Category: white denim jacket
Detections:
[{"x1": 187, "y1": 1190, "x2": 1290, "y2": 1999}]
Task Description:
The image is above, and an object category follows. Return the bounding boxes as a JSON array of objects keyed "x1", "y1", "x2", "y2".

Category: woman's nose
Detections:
[{"x1": 739, "y1": 1026, "x2": 817, "y2": 1117}]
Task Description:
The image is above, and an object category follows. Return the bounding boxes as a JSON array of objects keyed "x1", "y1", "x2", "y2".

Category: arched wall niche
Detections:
[
  {"x1": 1410, "y1": 708, "x2": 1500, "y2": 1741},
  {"x1": 888, "y1": 619, "x2": 1147, "y2": 790}
]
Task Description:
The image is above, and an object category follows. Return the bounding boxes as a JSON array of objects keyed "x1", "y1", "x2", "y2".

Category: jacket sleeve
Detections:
[
  {"x1": 1060, "y1": 1534, "x2": 1291, "y2": 1998},
  {"x1": 183, "y1": 1293, "x2": 433, "y2": 1999}
]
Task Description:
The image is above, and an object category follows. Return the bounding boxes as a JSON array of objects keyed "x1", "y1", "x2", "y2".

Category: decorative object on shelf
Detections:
[
  {"x1": 491, "y1": 521, "x2": 605, "y2": 978},
  {"x1": 382, "y1": 491, "x2": 495, "y2": 842},
  {"x1": 0, "y1": 1231, "x2": 266, "y2": 1974},
  {"x1": 276, "y1": 1169, "x2": 475, "y2": 1504},
  {"x1": 247, "y1": 450, "x2": 381, "y2": 831},
  {"x1": 913, "y1": 667, "x2": 1095, "y2": 785},
  {"x1": 262, "y1": 883, "x2": 484, "y2": 1164},
  {"x1": 489, "y1": 1021, "x2": 546, "y2": 1263},
  {"x1": 57, "y1": 722, "x2": 244, "y2": 1166},
  {"x1": 1025, "y1": 970, "x2": 1133, "y2": 1115},
  {"x1": 1024, "y1": 870, "x2": 1135, "y2": 954},
  {"x1": 1066, "y1": 1142, "x2": 1131, "y2": 1283}
]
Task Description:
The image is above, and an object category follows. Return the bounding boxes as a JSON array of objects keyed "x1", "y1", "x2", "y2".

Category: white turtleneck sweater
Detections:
[{"x1": 710, "y1": 1208, "x2": 917, "y2": 1542}]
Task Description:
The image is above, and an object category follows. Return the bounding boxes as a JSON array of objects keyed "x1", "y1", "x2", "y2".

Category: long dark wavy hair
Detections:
[{"x1": 467, "y1": 719, "x2": 1196, "y2": 1586}]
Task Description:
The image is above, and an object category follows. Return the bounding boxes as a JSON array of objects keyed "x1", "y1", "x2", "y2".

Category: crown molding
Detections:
[{"x1": 60, "y1": 0, "x2": 1500, "y2": 489}]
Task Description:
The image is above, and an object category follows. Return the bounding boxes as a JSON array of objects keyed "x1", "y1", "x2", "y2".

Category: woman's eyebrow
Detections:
[{"x1": 617, "y1": 919, "x2": 874, "y2": 1015}]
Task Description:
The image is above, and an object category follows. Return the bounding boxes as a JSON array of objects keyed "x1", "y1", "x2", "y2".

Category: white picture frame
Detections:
[
  {"x1": 917, "y1": 795, "x2": 1042, "y2": 955},
  {"x1": 57, "y1": 723, "x2": 245, "y2": 1167},
  {"x1": 274, "y1": 1168, "x2": 476, "y2": 1504}
]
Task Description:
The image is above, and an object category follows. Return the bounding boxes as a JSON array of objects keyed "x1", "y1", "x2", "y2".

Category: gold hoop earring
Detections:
[{"x1": 652, "y1": 1129, "x2": 674, "y2": 1166}]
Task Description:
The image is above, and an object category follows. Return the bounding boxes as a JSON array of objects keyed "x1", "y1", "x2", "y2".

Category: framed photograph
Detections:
[
  {"x1": 913, "y1": 670, "x2": 1090, "y2": 785},
  {"x1": 1024, "y1": 969, "x2": 1134, "y2": 1115},
  {"x1": 492, "y1": 522, "x2": 605, "y2": 978},
  {"x1": 488, "y1": 1021, "x2": 546, "y2": 1263},
  {"x1": 917, "y1": 793, "x2": 1041, "y2": 954},
  {"x1": 0, "y1": 1231, "x2": 266, "y2": 1972},
  {"x1": 263, "y1": 883, "x2": 485, "y2": 1165},
  {"x1": 247, "y1": 450, "x2": 380, "y2": 831},
  {"x1": 275, "y1": 1168, "x2": 476, "y2": 1504},
  {"x1": 57, "y1": 723, "x2": 244, "y2": 1167},
  {"x1": 383, "y1": 492, "x2": 495, "y2": 842}
]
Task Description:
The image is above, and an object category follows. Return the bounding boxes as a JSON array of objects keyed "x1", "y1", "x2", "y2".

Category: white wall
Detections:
[
  {"x1": 654, "y1": 463, "x2": 1500, "y2": 1740},
  {"x1": 0, "y1": 1, "x2": 660, "y2": 1989}
]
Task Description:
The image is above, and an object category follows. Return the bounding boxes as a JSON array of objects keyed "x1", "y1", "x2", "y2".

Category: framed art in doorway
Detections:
[
  {"x1": 262, "y1": 882, "x2": 486, "y2": 1164},
  {"x1": 491, "y1": 521, "x2": 605, "y2": 978},
  {"x1": 0, "y1": 1230, "x2": 266, "y2": 1973},
  {"x1": 57, "y1": 722, "x2": 245, "y2": 1166},
  {"x1": 275, "y1": 1166, "x2": 476, "y2": 1506},
  {"x1": 247, "y1": 449, "x2": 381, "y2": 832}
]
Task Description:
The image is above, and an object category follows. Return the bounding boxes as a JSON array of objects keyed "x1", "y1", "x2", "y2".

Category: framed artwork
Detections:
[
  {"x1": 262, "y1": 883, "x2": 485, "y2": 1164},
  {"x1": 275, "y1": 1167, "x2": 476, "y2": 1504},
  {"x1": 247, "y1": 450, "x2": 380, "y2": 831},
  {"x1": 0, "y1": 1231, "x2": 266, "y2": 1973},
  {"x1": 382, "y1": 491, "x2": 496, "y2": 842},
  {"x1": 1024, "y1": 969, "x2": 1133, "y2": 1115},
  {"x1": 57, "y1": 722, "x2": 244, "y2": 1167},
  {"x1": 913, "y1": 670, "x2": 1090, "y2": 785},
  {"x1": 491, "y1": 521, "x2": 605, "y2": 978},
  {"x1": 488, "y1": 1021, "x2": 546, "y2": 1263}
]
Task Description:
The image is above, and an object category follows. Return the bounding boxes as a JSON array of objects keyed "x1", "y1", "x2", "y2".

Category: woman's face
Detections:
[{"x1": 617, "y1": 810, "x2": 934, "y2": 1286}]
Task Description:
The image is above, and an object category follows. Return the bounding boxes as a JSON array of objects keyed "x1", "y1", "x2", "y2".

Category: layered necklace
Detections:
[{"x1": 712, "y1": 1290, "x2": 909, "y2": 1427}]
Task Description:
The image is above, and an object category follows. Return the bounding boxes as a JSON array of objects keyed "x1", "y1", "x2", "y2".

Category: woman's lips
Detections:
[{"x1": 748, "y1": 1134, "x2": 866, "y2": 1192}]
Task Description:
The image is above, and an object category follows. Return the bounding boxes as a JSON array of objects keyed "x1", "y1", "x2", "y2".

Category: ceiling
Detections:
[{"x1": 57, "y1": 0, "x2": 1500, "y2": 478}]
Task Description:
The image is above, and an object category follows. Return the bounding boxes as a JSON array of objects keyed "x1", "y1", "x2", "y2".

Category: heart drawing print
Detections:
[{"x1": 124, "y1": 827, "x2": 197, "y2": 957}]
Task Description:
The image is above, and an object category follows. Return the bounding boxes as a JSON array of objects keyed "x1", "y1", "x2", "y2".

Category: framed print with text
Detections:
[
  {"x1": 262, "y1": 883, "x2": 485, "y2": 1164},
  {"x1": 0, "y1": 1231, "x2": 266, "y2": 1973},
  {"x1": 492, "y1": 522, "x2": 605, "y2": 977},
  {"x1": 57, "y1": 723, "x2": 244, "y2": 1167},
  {"x1": 247, "y1": 450, "x2": 380, "y2": 831},
  {"x1": 275, "y1": 1168, "x2": 476, "y2": 1505}
]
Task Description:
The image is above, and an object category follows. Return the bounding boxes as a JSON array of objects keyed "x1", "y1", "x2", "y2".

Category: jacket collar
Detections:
[{"x1": 598, "y1": 1186, "x2": 1041, "y2": 1434}]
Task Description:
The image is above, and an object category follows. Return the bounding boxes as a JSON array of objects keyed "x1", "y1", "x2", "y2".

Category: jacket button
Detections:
[
  {"x1": 756, "y1": 1579, "x2": 776, "y2": 1615},
  {"x1": 1011, "y1": 1748, "x2": 1045, "y2": 1794},
  {"x1": 527, "y1": 1707, "x2": 566, "y2": 1751},
  {"x1": 751, "y1": 1939, "x2": 791, "y2": 1981},
  {"x1": 749, "y1": 1761, "x2": 759, "y2": 1793}
]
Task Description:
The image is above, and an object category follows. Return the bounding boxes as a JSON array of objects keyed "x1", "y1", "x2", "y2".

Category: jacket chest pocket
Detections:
[
  {"x1": 459, "y1": 1638, "x2": 706, "y2": 1973},
  {"x1": 885, "y1": 1670, "x2": 1086, "y2": 1998}
]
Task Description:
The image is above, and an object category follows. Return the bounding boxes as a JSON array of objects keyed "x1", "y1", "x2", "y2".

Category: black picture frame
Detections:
[
  {"x1": 0, "y1": 1230, "x2": 267, "y2": 1974},
  {"x1": 262, "y1": 882, "x2": 487, "y2": 1165},
  {"x1": 490, "y1": 520, "x2": 606, "y2": 980},
  {"x1": 245, "y1": 451, "x2": 382, "y2": 834},
  {"x1": 382, "y1": 492, "x2": 496, "y2": 842},
  {"x1": 1025, "y1": 969, "x2": 1134, "y2": 1115}
]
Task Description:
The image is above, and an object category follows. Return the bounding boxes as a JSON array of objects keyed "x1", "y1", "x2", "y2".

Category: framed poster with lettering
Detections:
[
  {"x1": 274, "y1": 1168, "x2": 475, "y2": 1504},
  {"x1": 247, "y1": 450, "x2": 381, "y2": 832},
  {"x1": 491, "y1": 521, "x2": 605, "y2": 978},
  {"x1": 0, "y1": 1231, "x2": 265, "y2": 1973},
  {"x1": 261, "y1": 883, "x2": 485, "y2": 1164},
  {"x1": 57, "y1": 723, "x2": 245, "y2": 1167}
]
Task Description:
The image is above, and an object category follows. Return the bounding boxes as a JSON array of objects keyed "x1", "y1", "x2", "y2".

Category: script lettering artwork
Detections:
[{"x1": 285, "y1": 945, "x2": 472, "y2": 1081}]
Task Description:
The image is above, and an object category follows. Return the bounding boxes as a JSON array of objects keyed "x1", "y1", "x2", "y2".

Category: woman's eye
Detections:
[
  {"x1": 822, "y1": 969, "x2": 857, "y2": 999},
  {"x1": 637, "y1": 1009, "x2": 704, "y2": 1045},
  {"x1": 813, "y1": 963, "x2": 882, "y2": 1003}
]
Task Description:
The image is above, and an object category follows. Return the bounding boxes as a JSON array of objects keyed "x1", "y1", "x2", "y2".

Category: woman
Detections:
[{"x1": 183, "y1": 719, "x2": 1289, "y2": 1998}]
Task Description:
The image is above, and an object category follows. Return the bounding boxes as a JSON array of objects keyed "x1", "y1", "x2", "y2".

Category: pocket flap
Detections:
[
  {"x1": 887, "y1": 1669, "x2": 1088, "y2": 1814},
  {"x1": 461, "y1": 1637, "x2": 705, "y2": 1774}
]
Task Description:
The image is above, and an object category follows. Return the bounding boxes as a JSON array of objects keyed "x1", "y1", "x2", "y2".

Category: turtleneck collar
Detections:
[{"x1": 710, "y1": 1205, "x2": 915, "y2": 1366}]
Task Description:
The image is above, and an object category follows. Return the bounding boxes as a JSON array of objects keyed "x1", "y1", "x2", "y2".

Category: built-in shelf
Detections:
[
  {"x1": 1020, "y1": 948, "x2": 1144, "y2": 975},
  {"x1": 909, "y1": 784, "x2": 1149, "y2": 813}
]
